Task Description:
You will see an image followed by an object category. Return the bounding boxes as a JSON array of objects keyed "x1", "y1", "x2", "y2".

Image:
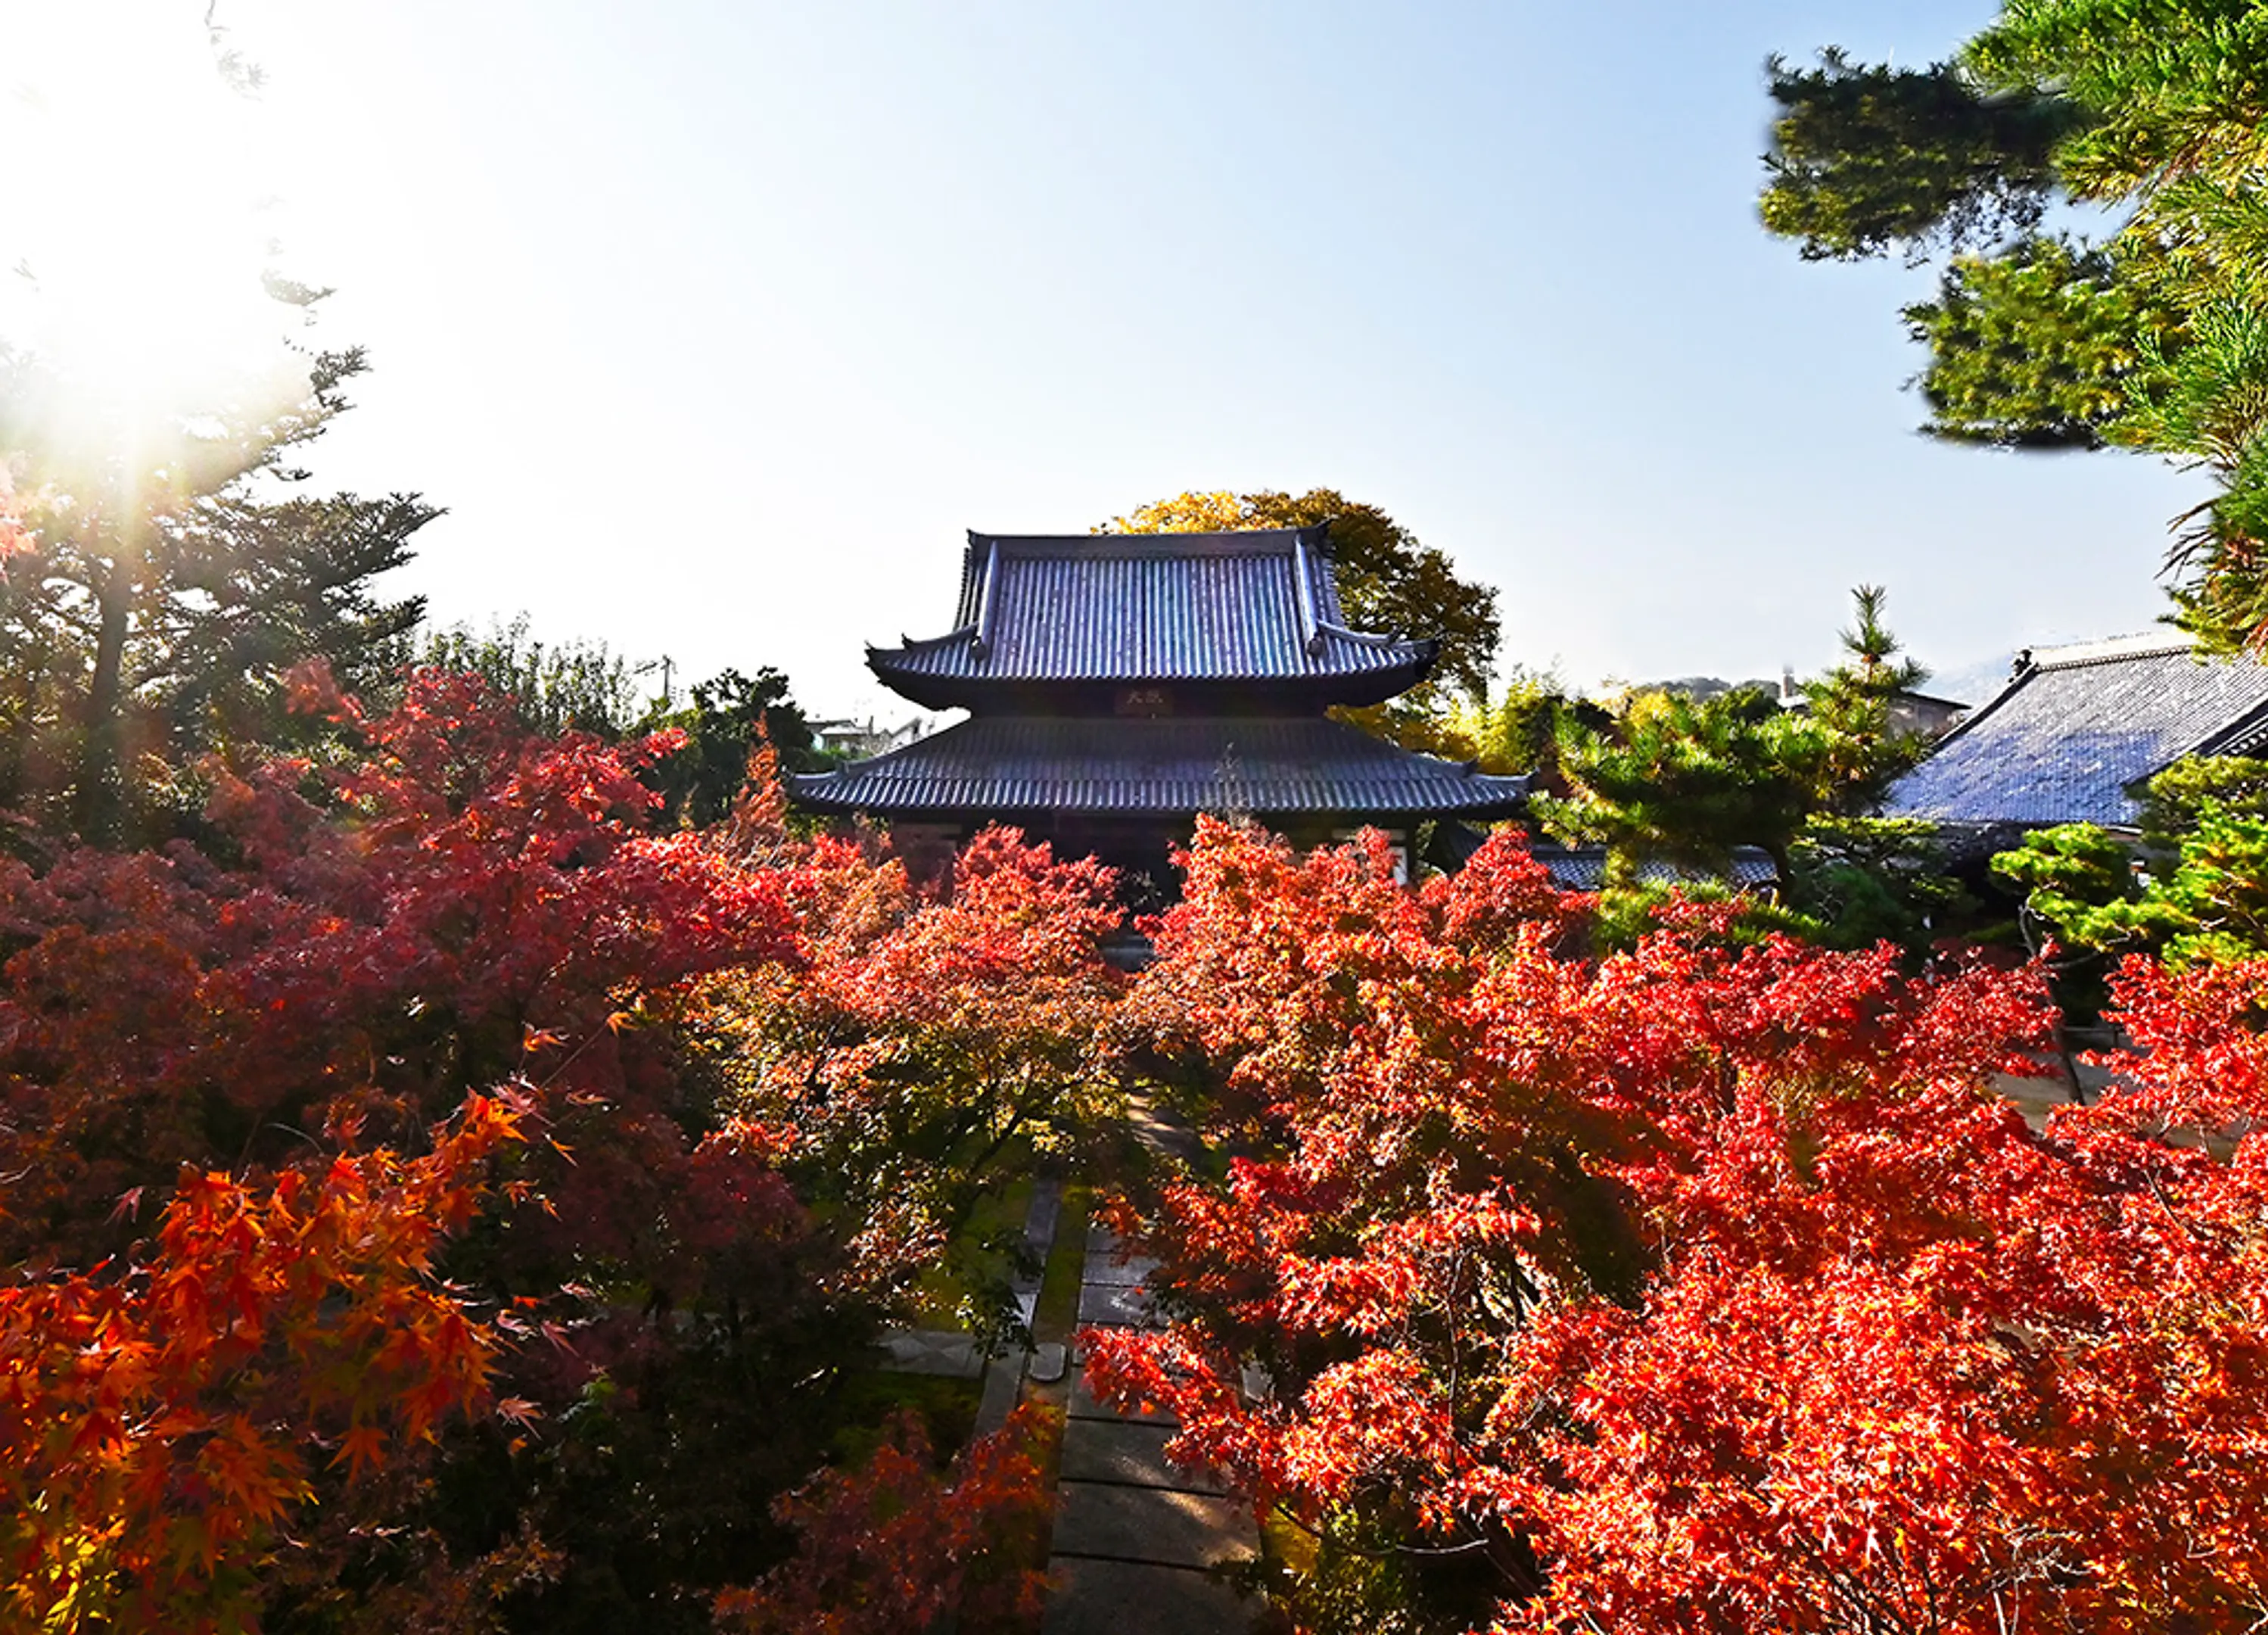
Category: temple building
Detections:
[
  {"x1": 1887, "y1": 632, "x2": 2268, "y2": 844},
  {"x1": 786, "y1": 527, "x2": 1529, "y2": 894}
]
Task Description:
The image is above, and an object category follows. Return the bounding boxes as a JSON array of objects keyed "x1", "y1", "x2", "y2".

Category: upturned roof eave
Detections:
[
  {"x1": 783, "y1": 783, "x2": 1532, "y2": 821},
  {"x1": 862, "y1": 631, "x2": 1441, "y2": 708},
  {"x1": 782, "y1": 715, "x2": 1530, "y2": 821}
]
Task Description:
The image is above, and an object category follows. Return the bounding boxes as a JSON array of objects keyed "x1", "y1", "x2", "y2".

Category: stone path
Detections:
[
  {"x1": 873, "y1": 1177, "x2": 1066, "y2": 1427},
  {"x1": 1040, "y1": 1220, "x2": 1256, "y2": 1634},
  {"x1": 975, "y1": 1177, "x2": 1062, "y2": 1434}
]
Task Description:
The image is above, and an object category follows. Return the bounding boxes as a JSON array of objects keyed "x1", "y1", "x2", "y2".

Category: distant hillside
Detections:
[
  {"x1": 1631, "y1": 675, "x2": 1784, "y2": 702},
  {"x1": 1626, "y1": 659, "x2": 2016, "y2": 713},
  {"x1": 1926, "y1": 653, "x2": 2019, "y2": 711}
]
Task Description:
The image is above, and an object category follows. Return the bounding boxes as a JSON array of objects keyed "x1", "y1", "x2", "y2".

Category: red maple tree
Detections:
[
  {"x1": 0, "y1": 1095, "x2": 524, "y2": 1633},
  {"x1": 714, "y1": 1402, "x2": 1056, "y2": 1635},
  {"x1": 1087, "y1": 818, "x2": 2268, "y2": 1633},
  {"x1": 1, "y1": 675, "x2": 1085, "y2": 1630}
]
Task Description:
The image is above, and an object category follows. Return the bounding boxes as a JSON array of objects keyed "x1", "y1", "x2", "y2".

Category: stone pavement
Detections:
[
  {"x1": 874, "y1": 1177, "x2": 1066, "y2": 1425},
  {"x1": 874, "y1": 1327, "x2": 985, "y2": 1378},
  {"x1": 1040, "y1": 1221, "x2": 1257, "y2": 1634},
  {"x1": 975, "y1": 1176, "x2": 1062, "y2": 1434}
]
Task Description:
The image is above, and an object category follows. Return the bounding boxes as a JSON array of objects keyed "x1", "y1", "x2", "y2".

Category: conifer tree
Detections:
[
  {"x1": 1762, "y1": 5, "x2": 2268, "y2": 649},
  {"x1": 1803, "y1": 583, "x2": 1931, "y2": 815},
  {"x1": 0, "y1": 336, "x2": 429, "y2": 840}
]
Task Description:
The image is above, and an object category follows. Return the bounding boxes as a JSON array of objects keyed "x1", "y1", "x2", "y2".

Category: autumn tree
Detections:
[
  {"x1": 688, "y1": 822, "x2": 1123, "y2": 1344},
  {"x1": 1762, "y1": 6, "x2": 2268, "y2": 648},
  {"x1": 0, "y1": 1098, "x2": 525, "y2": 1635},
  {"x1": 1105, "y1": 488, "x2": 1501, "y2": 743},
  {"x1": 712, "y1": 1404, "x2": 1055, "y2": 1635},
  {"x1": 0, "y1": 336, "x2": 429, "y2": 842},
  {"x1": 0, "y1": 674, "x2": 1081, "y2": 1631},
  {"x1": 411, "y1": 621, "x2": 824, "y2": 829},
  {"x1": 1086, "y1": 818, "x2": 2268, "y2": 1633}
]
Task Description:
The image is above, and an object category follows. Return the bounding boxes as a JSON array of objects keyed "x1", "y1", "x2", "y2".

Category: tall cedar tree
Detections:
[
  {"x1": 1803, "y1": 581, "x2": 1932, "y2": 814},
  {"x1": 1761, "y1": 4, "x2": 2268, "y2": 649},
  {"x1": 0, "y1": 338, "x2": 428, "y2": 842}
]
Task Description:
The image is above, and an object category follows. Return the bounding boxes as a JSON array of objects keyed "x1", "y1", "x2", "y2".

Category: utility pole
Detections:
[{"x1": 634, "y1": 655, "x2": 677, "y2": 710}]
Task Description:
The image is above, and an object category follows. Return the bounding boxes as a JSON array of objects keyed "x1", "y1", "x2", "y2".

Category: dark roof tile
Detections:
[
  {"x1": 786, "y1": 715, "x2": 1529, "y2": 818},
  {"x1": 870, "y1": 529, "x2": 1433, "y2": 687},
  {"x1": 1526, "y1": 843, "x2": 1780, "y2": 892},
  {"x1": 1886, "y1": 635, "x2": 2268, "y2": 828}
]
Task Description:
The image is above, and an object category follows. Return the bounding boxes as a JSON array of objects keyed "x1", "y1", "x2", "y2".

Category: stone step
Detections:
[
  {"x1": 1082, "y1": 1250, "x2": 1159, "y2": 1288},
  {"x1": 1059, "y1": 1419, "x2": 1229, "y2": 1495},
  {"x1": 1076, "y1": 1279, "x2": 1156, "y2": 1328},
  {"x1": 1050, "y1": 1481, "x2": 1255, "y2": 1570},
  {"x1": 1041, "y1": 1558, "x2": 1254, "y2": 1635},
  {"x1": 873, "y1": 1328, "x2": 985, "y2": 1379},
  {"x1": 1069, "y1": 1366, "x2": 1179, "y2": 1427}
]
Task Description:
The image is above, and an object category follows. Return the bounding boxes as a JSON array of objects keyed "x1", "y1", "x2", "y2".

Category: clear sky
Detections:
[{"x1": 3, "y1": 1, "x2": 2207, "y2": 719}]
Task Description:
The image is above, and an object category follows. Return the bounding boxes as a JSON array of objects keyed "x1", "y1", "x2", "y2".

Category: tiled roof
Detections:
[
  {"x1": 786, "y1": 715, "x2": 1529, "y2": 818},
  {"x1": 869, "y1": 529, "x2": 1436, "y2": 690},
  {"x1": 1884, "y1": 634, "x2": 2268, "y2": 828},
  {"x1": 1526, "y1": 843, "x2": 1781, "y2": 892}
]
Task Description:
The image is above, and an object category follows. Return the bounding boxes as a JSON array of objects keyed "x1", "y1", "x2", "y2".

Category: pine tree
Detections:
[
  {"x1": 1803, "y1": 584, "x2": 1930, "y2": 816},
  {"x1": 0, "y1": 338, "x2": 430, "y2": 840},
  {"x1": 1762, "y1": 5, "x2": 2268, "y2": 649}
]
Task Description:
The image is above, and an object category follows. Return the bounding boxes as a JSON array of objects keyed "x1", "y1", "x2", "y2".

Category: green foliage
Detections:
[
  {"x1": 1906, "y1": 238, "x2": 2185, "y2": 448},
  {"x1": 409, "y1": 625, "x2": 820, "y2": 830},
  {"x1": 640, "y1": 668, "x2": 819, "y2": 830},
  {"x1": 1538, "y1": 685, "x2": 1828, "y2": 878},
  {"x1": 1995, "y1": 757, "x2": 2268, "y2": 967},
  {"x1": 1803, "y1": 584, "x2": 1934, "y2": 814},
  {"x1": 1448, "y1": 666, "x2": 1613, "y2": 781},
  {"x1": 1539, "y1": 590, "x2": 1962, "y2": 943},
  {"x1": 2129, "y1": 804, "x2": 2268, "y2": 962},
  {"x1": 1762, "y1": 4, "x2": 2268, "y2": 649},
  {"x1": 2136, "y1": 752, "x2": 2268, "y2": 839},
  {"x1": 1786, "y1": 814, "x2": 1971, "y2": 952},
  {"x1": 1964, "y1": 1, "x2": 2268, "y2": 207},
  {"x1": 1589, "y1": 874, "x2": 1819, "y2": 955},
  {"x1": 1990, "y1": 819, "x2": 2143, "y2": 1022},
  {"x1": 1997, "y1": 775, "x2": 2268, "y2": 967},
  {"x1": 1992, "y1": 821, "x2": 2139, "y2": 943},
  {"x1": 1761, "y1": 50, "x2": 2076, "y2": 260},
  {"x1": 418, "y1": 615, "x2": 647, "y2": 738}
]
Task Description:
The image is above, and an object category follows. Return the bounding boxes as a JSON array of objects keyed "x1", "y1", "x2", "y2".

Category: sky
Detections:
[{"x1": 2, "y1": 1, "x2": 2209, "y2": 721}]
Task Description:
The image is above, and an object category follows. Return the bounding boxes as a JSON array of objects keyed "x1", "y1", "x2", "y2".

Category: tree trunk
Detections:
[
  {"x1": 0, "y1": 626, "x2": 48, "y2": 809},
  {"x1": 75, "y1": 562, "x2": 132, "y2": 842}
]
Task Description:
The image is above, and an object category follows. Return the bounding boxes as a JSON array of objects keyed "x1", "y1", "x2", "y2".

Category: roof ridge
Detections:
[
  {"x1": 2029, "y1": 631, "x2": 2195, "y2": 669},
  {"x1": 967, "y1": 529, "x2": 1321, "y2": 559}
]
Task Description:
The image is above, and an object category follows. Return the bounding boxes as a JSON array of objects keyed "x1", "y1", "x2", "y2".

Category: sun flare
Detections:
[{"x1": 1, "y1": 4, "x2": 313, "y2": 464}]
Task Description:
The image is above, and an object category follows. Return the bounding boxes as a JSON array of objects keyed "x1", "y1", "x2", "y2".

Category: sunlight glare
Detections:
[{"x1": 0, "y1": 3, "x2": 314, "y2": 467}]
